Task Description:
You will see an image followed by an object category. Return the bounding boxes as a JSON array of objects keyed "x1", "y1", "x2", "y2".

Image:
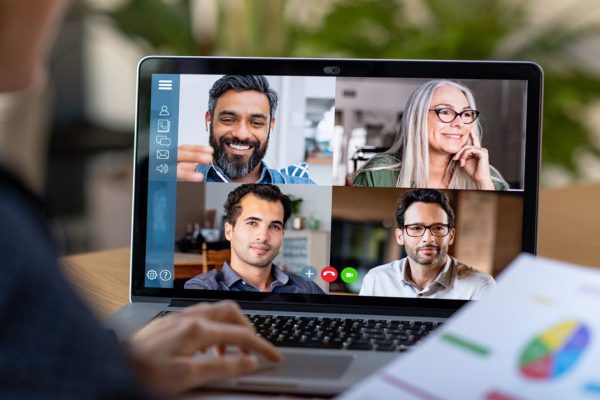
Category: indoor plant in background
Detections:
[{"x1": 288, "y1": 195, "x2": 304, "y2": 231}]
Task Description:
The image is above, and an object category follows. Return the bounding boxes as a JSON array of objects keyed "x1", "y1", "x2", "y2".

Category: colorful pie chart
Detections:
[{"x1": 519, "y1": 320, "x2": 590, "y2": 380}]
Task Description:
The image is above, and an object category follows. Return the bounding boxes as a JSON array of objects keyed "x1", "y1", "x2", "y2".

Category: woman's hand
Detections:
[
  {"x1": 452, "y1": 131, "x2": 495, "y2": 190},
  {"x1": 126, "y1": 301, "x2": 283, "y2": 397}
]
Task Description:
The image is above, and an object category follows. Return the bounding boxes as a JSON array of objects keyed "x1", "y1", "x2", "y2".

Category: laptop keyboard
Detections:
[
  {"x1": 156, "y1": 311, "x2": 442, "y2": 352},
  {"x1": 248, "y1": 315, "x2": 441, "y2": 352}
]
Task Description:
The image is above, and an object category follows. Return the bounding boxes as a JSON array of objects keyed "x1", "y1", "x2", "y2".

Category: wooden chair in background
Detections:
[{"x1": 201, "y1": 241, "x2": 231, "y2": 273}]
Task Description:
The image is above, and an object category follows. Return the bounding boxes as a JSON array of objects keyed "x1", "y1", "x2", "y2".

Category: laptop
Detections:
[{"x1": 107, "y1": 57, "x2": 543, "y2": 396}]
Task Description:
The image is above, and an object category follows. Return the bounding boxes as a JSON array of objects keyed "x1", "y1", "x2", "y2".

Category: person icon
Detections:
[{"x1": 159, "y1": 105, "x2": 170, "y2": 116}]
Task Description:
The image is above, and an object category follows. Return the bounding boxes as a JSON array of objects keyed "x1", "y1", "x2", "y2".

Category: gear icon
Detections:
[{"x1": 146, "y1": 269, "x2": 158, "y2": 280}]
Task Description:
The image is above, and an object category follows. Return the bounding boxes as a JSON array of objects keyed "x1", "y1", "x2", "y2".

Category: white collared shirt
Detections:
[{"x1": 359, "y1": 257, "x2": 495, "y2": 300}]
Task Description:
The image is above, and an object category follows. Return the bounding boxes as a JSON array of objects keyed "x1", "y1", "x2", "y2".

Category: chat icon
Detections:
[{"x1": 156, "y1": 136, "x2": 171, "y2": 146}]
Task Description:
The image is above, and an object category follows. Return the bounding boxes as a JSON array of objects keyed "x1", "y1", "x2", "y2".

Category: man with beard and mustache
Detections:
[
  {"x1": 185, "y1": 184, "x2": 324, "y2": 294},
  {"x1": 359, "y1": 189, "x2": 495, "y2": 299},
  {"x1": 177, "y1": 75, "x2": 315, "y2": 184}
]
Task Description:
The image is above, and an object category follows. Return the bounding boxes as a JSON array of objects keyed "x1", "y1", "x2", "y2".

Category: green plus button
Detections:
[{"x1": 340, "y1": 267, "x2": 358, "y2": 283}]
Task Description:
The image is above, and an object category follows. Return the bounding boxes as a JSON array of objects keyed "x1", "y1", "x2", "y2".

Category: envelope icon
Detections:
[{"x1": 157, "y1": 149, "x2": 170, "y2": 160}]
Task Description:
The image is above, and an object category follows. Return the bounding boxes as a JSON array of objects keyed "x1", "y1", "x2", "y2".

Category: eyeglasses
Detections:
[
  {"x1": 403, "y1": 223, "x2": 451, "y2": 237},
  {"x1": 429, "y1": 108, "x2": 480, "y2": 124}
]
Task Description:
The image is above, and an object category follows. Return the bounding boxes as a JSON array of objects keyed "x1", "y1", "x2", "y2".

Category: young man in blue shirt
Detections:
[{"x1": 185, "y1": 184, "x2": 324, "y2": 293}]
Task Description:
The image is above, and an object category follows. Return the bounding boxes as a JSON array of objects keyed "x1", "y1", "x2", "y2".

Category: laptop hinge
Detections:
[{"x1": 168, "y1": 298, "x2": 460, "y2": 318}]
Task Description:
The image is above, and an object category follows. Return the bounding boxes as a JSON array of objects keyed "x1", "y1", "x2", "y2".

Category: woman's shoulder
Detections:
[
  {"x1": 363, "y1": 154, "x2": 401, "y2": 168},
  {"x1": 352, "y1": 154, "x2": 401, "y2": 187},
  {"x1": 489, "y1": 165, "x2": 510, "y2": 190}
]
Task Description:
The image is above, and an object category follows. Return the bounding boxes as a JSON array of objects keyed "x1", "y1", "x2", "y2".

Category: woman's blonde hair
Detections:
[{"x1": 356, "y1": 80, "x2": 484, "y2": 189}]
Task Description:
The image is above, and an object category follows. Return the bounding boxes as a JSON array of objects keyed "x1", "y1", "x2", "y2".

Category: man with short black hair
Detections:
[
  {"x1": 359, "y1": 189, "x2": 495, "y2": 299},
  {"x1": 185, "y1": 184, "x2": 324, "y2": 293},
  {"x1": 177, "y1": 75, "x2": 314, "y2": 184}
]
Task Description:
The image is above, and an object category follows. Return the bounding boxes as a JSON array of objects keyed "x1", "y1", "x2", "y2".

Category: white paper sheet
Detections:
[{"x1": 338, "y1": 254, "x2": 600, "y2": 400}]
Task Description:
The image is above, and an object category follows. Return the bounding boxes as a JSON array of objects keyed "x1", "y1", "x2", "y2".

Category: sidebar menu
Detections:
[{"x1": 144, "y1": 74, "x2": 180, "y2": 288}]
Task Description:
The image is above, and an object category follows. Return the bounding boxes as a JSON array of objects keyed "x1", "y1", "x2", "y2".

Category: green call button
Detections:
[{"x1": 340, "y1": 267, "x2": 358, "y2": 284}]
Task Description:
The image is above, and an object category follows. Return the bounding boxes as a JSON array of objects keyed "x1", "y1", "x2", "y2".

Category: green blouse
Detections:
[{"x1": 352, "y1": 155, "x2": 510, "y2": 190}]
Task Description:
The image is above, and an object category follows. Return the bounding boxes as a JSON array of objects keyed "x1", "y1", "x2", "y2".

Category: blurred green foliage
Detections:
[
  {"x1": 101, "y1": 0, "x2": 600, "y2": 177},
  {"x1": 103, "y1": 0, "x2": 196, "y2": 54}
]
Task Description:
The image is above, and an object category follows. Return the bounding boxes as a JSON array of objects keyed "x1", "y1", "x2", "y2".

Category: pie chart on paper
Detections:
[{"x1": 519, "y1": 320, "x2": 590, "y2": 380}]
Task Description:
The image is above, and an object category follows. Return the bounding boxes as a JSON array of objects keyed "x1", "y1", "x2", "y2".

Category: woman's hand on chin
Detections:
[{"x1": 453, "y1": 132, "x2": 495, "y2": 190}]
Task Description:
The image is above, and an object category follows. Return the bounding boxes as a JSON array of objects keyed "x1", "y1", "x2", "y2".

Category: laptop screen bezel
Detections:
[{"x1": 131, "y1": 56, "x2": 542, "y2": 313}]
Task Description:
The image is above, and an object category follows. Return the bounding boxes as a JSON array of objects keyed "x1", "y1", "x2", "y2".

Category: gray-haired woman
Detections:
[{"x1": 352, "y1": 80, "x2": 509, "y2": 190}]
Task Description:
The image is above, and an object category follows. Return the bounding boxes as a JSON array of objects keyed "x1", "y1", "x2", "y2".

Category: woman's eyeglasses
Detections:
[{"x1": 430, "y1": 108, "x2": 480, "y2": 124}]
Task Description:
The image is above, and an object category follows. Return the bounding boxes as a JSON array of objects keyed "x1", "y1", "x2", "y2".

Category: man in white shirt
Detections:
[{"x1": 359, "y1": 189, "x2": 495, "y2": 300}]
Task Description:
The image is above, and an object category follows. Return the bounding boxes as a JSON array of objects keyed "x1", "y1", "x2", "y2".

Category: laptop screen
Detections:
[{"x1": 133, "y1": 58, "x2": 542, "y2": 310}]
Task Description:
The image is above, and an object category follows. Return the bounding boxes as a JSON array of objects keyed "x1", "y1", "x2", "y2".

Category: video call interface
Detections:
[{"x1": 144, "y1": 73, "x2": 529, "y2": 302}]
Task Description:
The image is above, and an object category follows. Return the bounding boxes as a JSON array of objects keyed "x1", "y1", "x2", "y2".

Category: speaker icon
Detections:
[{"x1": 156, "y1": 163, "x2": 169, "y2": 174}]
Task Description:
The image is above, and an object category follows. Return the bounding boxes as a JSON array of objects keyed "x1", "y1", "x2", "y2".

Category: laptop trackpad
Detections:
[{"x1": 255, "y1": 353, "x2": 353, "y2": 379}]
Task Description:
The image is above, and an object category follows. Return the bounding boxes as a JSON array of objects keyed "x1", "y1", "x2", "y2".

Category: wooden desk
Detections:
[
  {"x1": 174, "y1": 252, "x2": 203, "y2": 280},
  {"x1": 61, "y1": 247, "x2": 130, "y2": 319},
  {"x1": 537, "y1": 183, "x2": 600, "y2": 268}
]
